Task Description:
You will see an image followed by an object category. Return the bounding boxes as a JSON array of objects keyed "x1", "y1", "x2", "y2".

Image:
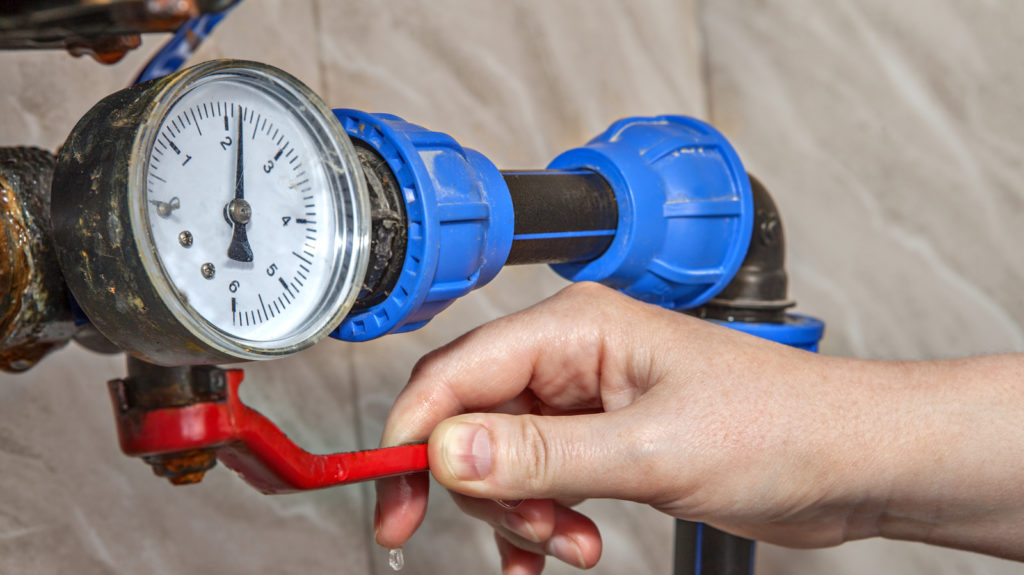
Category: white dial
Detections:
[{"x1": 130, "y1": 62, "x2": 368, "y2": 359}]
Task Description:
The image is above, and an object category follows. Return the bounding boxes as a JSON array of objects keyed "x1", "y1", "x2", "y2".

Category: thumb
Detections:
[{"x1": 428, "y1": 411, "x2": 651, "y2": 502}]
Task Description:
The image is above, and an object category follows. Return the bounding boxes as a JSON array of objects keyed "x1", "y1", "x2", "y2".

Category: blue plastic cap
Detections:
[
  {"x1": 714, "y1": 314, "x2": 825, "y2": 352},
  {"x1": 548, "y1": 116, "x2": 754, "y2": 309},
  {"x1": 330, "y1": 111, "x2": 514, "y2": 341}
]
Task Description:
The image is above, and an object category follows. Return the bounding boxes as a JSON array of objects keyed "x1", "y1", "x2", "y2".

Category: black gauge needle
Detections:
[{"x1": 226, "y1": 111, "x2": 253, "y2": 262}]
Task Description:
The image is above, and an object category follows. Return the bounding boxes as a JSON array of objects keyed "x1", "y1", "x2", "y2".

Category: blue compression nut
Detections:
[
  {"x1": 331, "y1": 111, "x2": 514, "y2": 341},
  {"x1": 548, "y1": 116, "x2": 754, "y2": 309},
  {"x1": 715, "y1": 314, "x2": 825, "y2": 352}
]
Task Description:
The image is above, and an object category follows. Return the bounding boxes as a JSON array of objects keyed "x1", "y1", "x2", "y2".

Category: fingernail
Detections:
[
  {"x1": 373, "y1": 501, "x2": 381, "y2": 539},
  {"x1": 442, "y1": 422, "x2": 491, "y2": 480},
  {"x1": 547, "y1": 535, "x2": 585, "y2": 569},
  {"x1": 501, "y1": 512, "x2": 541, "y2": 543},
  {"x1": 495, "y1": 499, "x2": 523, "y2": 510}
]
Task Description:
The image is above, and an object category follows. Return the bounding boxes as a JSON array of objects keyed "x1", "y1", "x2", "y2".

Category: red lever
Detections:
[{"x1": 109, "y1": 369, "x2": 428, "y2": 494}]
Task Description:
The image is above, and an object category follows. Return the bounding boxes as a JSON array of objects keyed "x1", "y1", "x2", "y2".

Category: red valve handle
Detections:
[{"x1": 109, "y1": 369, "x2": 428, "y2": 494}]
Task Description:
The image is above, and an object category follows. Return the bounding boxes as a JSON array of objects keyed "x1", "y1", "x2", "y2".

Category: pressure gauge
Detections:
[{"x1": 52, "y1": 60, "x2": 369, "y2": 365}]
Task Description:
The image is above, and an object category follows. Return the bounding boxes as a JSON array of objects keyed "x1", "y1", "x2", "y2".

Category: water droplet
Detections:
[{"x1": 388, "y1": 548, "x2": 404, "y2": 571}]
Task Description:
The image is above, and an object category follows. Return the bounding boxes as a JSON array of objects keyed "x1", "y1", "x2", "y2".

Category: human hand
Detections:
[{"x1": 374, "y1": 282, "x2": 1024, "y2": 571}]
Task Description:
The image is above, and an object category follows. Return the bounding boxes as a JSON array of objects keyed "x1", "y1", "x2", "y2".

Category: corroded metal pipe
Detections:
[{"x1": 0, "y1": 147, "x2": 75, "y2": 372}]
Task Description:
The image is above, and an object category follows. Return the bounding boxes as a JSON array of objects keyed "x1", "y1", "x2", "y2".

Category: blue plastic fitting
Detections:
[
  {"x1": 715, "y1": 314, "x2": 826, "y2": 352},
  {"x1": 330, "y1": 111, "x2": 514, "y2": 341},
  {"x1": 330, "y1": 113, "x2": 758, "y2": 340},
  {"x1": 548, "y1": 115, "x2": 754, "y2": 310}
]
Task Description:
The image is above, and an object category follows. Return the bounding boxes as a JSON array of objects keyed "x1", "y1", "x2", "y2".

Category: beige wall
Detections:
[{"x1": 0, "y1": 1, "x2": 1021, "y2": 573}]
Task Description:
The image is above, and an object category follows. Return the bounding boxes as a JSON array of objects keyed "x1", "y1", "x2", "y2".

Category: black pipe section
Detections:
[
  {"x1": 351, "y1": 139, "x2": 408, "y2": 311},
  {"x1": 503, "y1": 170, "x2": 618, "y2": 265},
  {"x1": 351, "y1": 161, "x2": 619, "y2": 306},
  {"x1": 674, "y1": 522, "x2": 754, "y2": 575},
  {"x1": 676, "y1": 176, "x2": 791, "y2": 575}
]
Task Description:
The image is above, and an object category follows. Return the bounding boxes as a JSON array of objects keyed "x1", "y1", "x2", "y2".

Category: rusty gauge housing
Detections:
[{"x1": 52, "y1": 60, "x2": 370, "y2": 365}]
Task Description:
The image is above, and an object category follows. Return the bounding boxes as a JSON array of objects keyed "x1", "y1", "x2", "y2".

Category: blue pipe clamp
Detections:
[
  {"x1": 548, "y1": 116, "x2": 753, "y2": 309},
  {"x1": 331, "y1": 111, "x2": 514, "y2": 341}
]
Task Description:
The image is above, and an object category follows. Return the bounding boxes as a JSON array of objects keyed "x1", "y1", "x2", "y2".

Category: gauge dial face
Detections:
[{"x1": 132, "y1": 63, "x2": 368, "y2": 358}]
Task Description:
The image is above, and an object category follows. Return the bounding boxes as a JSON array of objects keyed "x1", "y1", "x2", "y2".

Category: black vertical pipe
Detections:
[
  {"x1": 502, "y1": 170, "x2": 617, "y2": 265},
  {"x1": 675, "y1": 176, "x2": 788, "y2": 575},
  {"x1": 674, "y1": 521, "x2": 754, "y2": 575}
]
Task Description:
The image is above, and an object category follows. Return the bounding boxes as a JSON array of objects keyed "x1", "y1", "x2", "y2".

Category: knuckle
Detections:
[
  {"x1": 510, "y1": 415, "x2": 556, "y2": 493},
  {"x1": 552, "y1": 281, "x2": 632, "y2": 321},
  {"x1": 407, "y1": 345, "x2": 466, "y2": 403},
  {"x1": 545, "y1": 282, "x2": 610, "y2": 323},
  {"x1": 409, "y1": 348, "x2": 444, "y2": 382},
  {"x1": 557, "y1": 281, "x2": 608, "y2": 302}
]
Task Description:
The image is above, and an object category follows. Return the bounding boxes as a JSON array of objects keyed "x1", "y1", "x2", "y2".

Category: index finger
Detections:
[
  {"x1": 380, "y1": 282, "x2": 638, "y2": 449},
  {"x1": 375, "y1": 283, "x2": 655, "y2": 549}
]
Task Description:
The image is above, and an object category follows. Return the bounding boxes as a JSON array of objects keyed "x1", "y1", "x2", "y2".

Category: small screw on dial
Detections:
[
  {"x1": 201, "y1": 262, "x2": 216, "y2": 280},
  {"x1": 179, "y1": 230, "x2": 193, "y2": 248},
  {"x1": 227, "y1": 199, "x2": 252, "y2": 224}
]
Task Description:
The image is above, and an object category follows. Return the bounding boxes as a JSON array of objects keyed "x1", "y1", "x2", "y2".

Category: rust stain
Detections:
[
  {"x1": 66, "y1": 35, "x2": 141, "y2": 64},
  {"x1": 0, "y1": 149, "x2": 74, "y2": 372},
  {"x1": 143, "y1": 449, "x2": 217, "y2": 485}
]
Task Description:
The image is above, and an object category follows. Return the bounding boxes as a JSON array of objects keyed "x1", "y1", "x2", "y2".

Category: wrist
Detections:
[{"x1": 861, "y1": 356, "x2": 1024, "y2": 559}]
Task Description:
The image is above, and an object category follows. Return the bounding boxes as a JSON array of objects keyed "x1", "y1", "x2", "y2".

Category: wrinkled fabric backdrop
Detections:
[{"x1": 1, "y1": 1, "x2": 1022, "y2": 573}]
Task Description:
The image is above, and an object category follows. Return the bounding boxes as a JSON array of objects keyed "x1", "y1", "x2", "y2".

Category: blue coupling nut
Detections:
[
  {"x1": 715, "y1": 315, "x2": 826, "y2": 353},
  {"x1": 331, "y1": 111, "x2": 514, "y2": 341},
  {"x1": 548, "y1": 116, "x2": 754, "y2": 309}
]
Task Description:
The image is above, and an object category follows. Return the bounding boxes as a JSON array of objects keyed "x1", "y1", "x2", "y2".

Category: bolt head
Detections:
[{"x1": 209, "y1": 372, "x2": 226, "y2": 393}]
